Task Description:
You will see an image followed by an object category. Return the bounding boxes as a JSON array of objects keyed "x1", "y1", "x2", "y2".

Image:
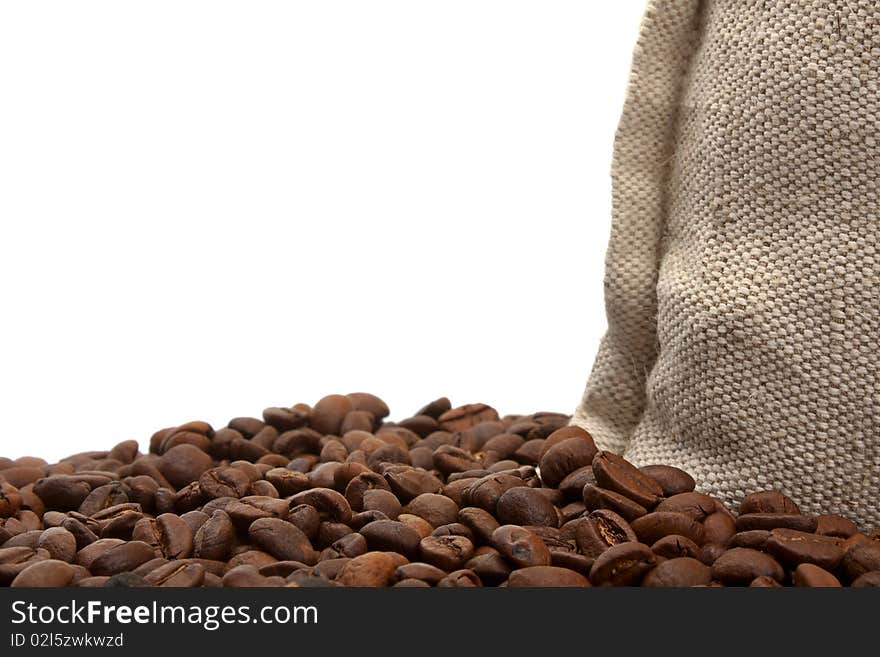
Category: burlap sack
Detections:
[{"x1": 573, "y1": 0, "x2": 880, "y2": 529}]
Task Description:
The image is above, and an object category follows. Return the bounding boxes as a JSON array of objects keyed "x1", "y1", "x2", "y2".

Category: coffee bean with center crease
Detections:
[
  {"x1": 631, "y1": 512, "x2": 704, "y2": 546},
  {"x1": 589, "y1": 542, "x2": 656, "y2": 587},
  {"x1": 438, "y1": 404, "x2": 499, "y2": 433},
  {"x1": 651, "y1": 535, "x2": 701, "y2": 560},
  {"x1": 290, "y1": 488, "x2": 352, "y2": 524},
  {"x1": 194, "y1": 510, "x2": 235, "y2": 561},
  {"x1": 735, "y1": 514, "x2": 818, "y2": 533},
  {"x1": 642, "y1": 557, "x2": 711, "y2": 587},
  {"x1": 78, "y1": 483, "x2": 131, "y2": 517},
  {"x1": 419, "y1": 535, "x2": 474, "y2": 571},
  {"x1": 582, "y1": 485, "x2": 647, "y2": 522},
  {"x1": 463, "y1": 474, "x2": 525, "y2": 514},
  {"x1": 638, "y1": 465, "x2": 696, "y2": 496},
  {"x1": 90, "y1": 541, "x2": 157, "y2": 576},
  {"x1": 249, "y1": 518, "x2": 317, "y2": 564},
  {"x1": 841, "y1": 541, "x2": 880, "y2": 582},
  {"x1": 344, "y1": 472, "x2": 392, "y2": 511},
  {"x1": 33, "y1": 476, "x2": 93, "y2": 511},
  {"x1": 436, "y1": 569, "x2": 482, "y2": 587},
  {"x1": 199, "y1": 468, "x2": 251, "y2": 499},
  {"x1": 740, "y1": 491, "x2": 800, "y2": 515},
  {"x1": 592, "y1": 452, "x2": 663, "y2": 509},
  {"x1": 144, "y1": 561, "x2": 206, "y2": 587},
  {"x1": 491, "y1": 525, "x2": 551, "y2": 568},
  {"x1": 383, "y1": 468, "x2": 443, "y2": 503},
  {"x1": 458, "y1": 507, "x2": 500, "y2": 545},
  {"x1": 571, "y1": 510, "x2": 638, "y2": 558},
  {"x1": 495, "y1": 487, "x2": 558, "y2": 528},
  {"x1": 765, "y1": 528, "x2": 845, "y2": 570},
  {"x1": 655, "y1": 492, "x2": 718, "y2": 523}
]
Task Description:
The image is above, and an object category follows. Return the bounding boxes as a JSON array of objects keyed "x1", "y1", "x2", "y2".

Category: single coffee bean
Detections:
[
  {"x1": 362, "y1": 489, "x2": 402, "y2": 520},
  {"x1": 78, "y1": 483, "x2": 131, "y2": 517},
  {"x1": 360, "y1": 520, "x2": 421, "y2": 557},
  {"x1": 249, "y1": 518, "x2": 317, "y2": 564},
  {"x1": 336, "y1": 551, "x2": 408, "y2": 587},
  {"x1": 384, "y1": 468, "x2": 443, "y2": 503},
  {"x1": 727, "y1": 530, "x2": 771, "y2": 550},
  {"x1": 710, "y1": 548, "x2": 784, "y2": 585},
  {"x1": 841, "y1": 541, "x2": 880, "y2": 582},
  {"x1": 631, "y1": 512, "x2": 704, "y2": 546},
  {"x1": 33, "y1": 476, "x2": 93, "y2": 511},
  {"x1": 513, "y1": 440, "x2": 545, "y2": 466},
  {"x1": 851, "y1": 571, "x2": 880, "y2": 587},
  {"x1": 290, "y1": 488, "x2": 352, "y2": 524},
  {"x1": 11, "y1": 559, "x2": 75, "y2": 587},
  {"x1": 491, "y1": 525, "x2": 551, "y2": 568},
  {"x1": 589, "y1": 542, "x2": 656, "y2": 587},
  {"x1": 157, "y1": 444, "x2": 213, "y2": 489},
  {"x1": 310, "y1": 395, "x2": 354, "y2": 435},
  {"x1": 415, "y1": 397, "x2": 451, "y2": 420},
  {"x1": 539, "y1": 437, "x2": 597, "y2": 488},
  {"x1": 145, "y1": 561, "x2": 206, "y2": 587},
  {"x1": 458, "y1": 507, "x2": 500, "y2": 545},
  {"x1": 815, "y1": 514, "x2": 859, "y2": 538},
  {"x1": 463, "y1": 474, "x2": 526, "y2": 514},
  {"x1": 431, "y1": 523, "x2": 474, "y2": 542},
  {"x1": 90, "y1": 541, "x2": 157, "y2": 576},
  {"x1": 583, "y1": 485, "x2": 647, "y2": 521},
  {"x1": 496, "y1": 487, "x2": 558, "y2": 528},
  {"x1": 419, "y1": 535, "x2": 474, "y2": 571},
  {"x1": 344, "y1": 472, "x2": 392, "y2": 511},
  {"x1": 698, "y1": 543, "x2": 727, "y2": 566},
  {"x1": 436, "y1": 569, "x2": 482, "y2": 587},
  {"x1": 508, "y1": 565, "x2": 590, "y2": 587},
  {"x1": 740, "y1": 491, "x2": 800, "y2": 515},
  {"x1": 642, "y1": 557, "x2": 711, "y2": 587},
  {"x1": 437, "y1": 403, "x2": 499, "y2": 433},
  {"x1": 655, "y1": 492, "x2": 719, "y2": 522},
  {"x1": 465, "y1": 550, "x2": 511, "y2": 585},
  {"x1": 638, "y1": 465, "x2": 696, "y2": 496},
  {"x1": 749, "y1": 575, "x2": 783, "y2": 587},
  {"x1": 395, "y1": 562, "x2": 447, "y2": 585},
  {"x1": 331, "y1": 532, "x2": 368, "y2": 558},
  {"x1": 702, "y1": 511, "x2": 737, "y2": 546},
  {"x1": 651, "y1": 535, "x2": 701, "y2": 560},
  {"x1": 735, "y1": 513, "x2": 818, "y2": 533},
  {"x1": 592, "y1": 452, "x2": 663, "y2": 509},
  {"x1": 199, "y1": 468, "x2": 251, "y2": 499},
  {"x1": 765, "y1": 528, "x2": 845, "y2": 570},
  {"x1": 572, "y1": 510, "x2": 638, "y2": 558},
  {"x1": 37, "y1": 527, "x2": 77, "y2": 563},
  {"x1": 262, "y1": 406, "x2": 308, "y2": 432},
  {"x1": 792, "y1": 563, "x2": 841, "y2": 587},
  {"x1": 403, "y1": 493, "x2": 459, "y2": 528}
]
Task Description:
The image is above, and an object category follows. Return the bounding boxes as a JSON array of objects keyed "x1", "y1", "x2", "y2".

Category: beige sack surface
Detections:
[{"x1": 573, "y1": 0, "x2": 880, "y2": 529}]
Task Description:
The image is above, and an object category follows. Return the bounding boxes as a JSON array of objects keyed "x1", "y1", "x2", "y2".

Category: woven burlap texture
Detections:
[{"x1": 573, "y1": 0, "x2": 880, "y2": 529}]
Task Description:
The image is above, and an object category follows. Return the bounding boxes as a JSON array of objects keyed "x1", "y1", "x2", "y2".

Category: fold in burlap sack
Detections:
[{"x1": 573, "y1": 0, "x2": 880, "y2": 529}]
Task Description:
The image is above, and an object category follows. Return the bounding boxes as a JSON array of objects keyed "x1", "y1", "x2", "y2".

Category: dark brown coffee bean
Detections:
[
  {"x1": 287, "y1": 504, "x2": 321, "y2": 540},
  {"x1": 336, "y1": 551, "x2": 408, "y2": 587},
  {"x1": 346, "y1": 393, "x2": 389, "y2": 423},
  {"x1": 702, "y1": 511, "x2": 737, "y2": 546},
  {"x1": 249, "y1": 517, "x2": 317, "y2": 564},
  {"x1": 638, "y1": 465, "x2": 696, "y2": 496},
  {"x1": 90, "y1": 541, "x2": 156, "y2": 576},
  {"x1": 651, "y1": 535, "x2": 701, "y2": 560},
  {"x1": 395, "y1": 562, "x2": 447, "y2": 585},
  {"x1": 589, "y1": 542, "x2": 656, "y2": 586},
  {"x1": 436, "y1": 569, "x2": 482, "y2": 587},
  {"x1": 344, "y1": 472, "x2": 391, "y2": 511},
  {"x1": 513, "y1": 440, "x2": 545, "y2": 466},
  {"x1": 482, "y1": 433, "x2": 525, "y2": 460},
  {"x1": 491, "y1": 525, "x2": 551, "y2": 568},
  {"x1": 558, "y1": 466, "x2": 597, "y2": 502},
  {"x1": 419, "y1": 535, "x2": 474, "y2": 571},
  {"x1": 572, "y1": 510, "x2": 638, "y2": 558},
  {"x1": 437, "y1": 403, "x2": 499, "y2": 432},
  {"x1": 384, "y1": 468, "x2": 443, "y2": 503},
  {"x1": 464, "y1": 474, "x2": 525, "y2": 514},
  {"x1": 145, "y1": 561, "x2": 205, "y2": 587},
  {"x1": 583, "y1": 485, "x2": 647, "y2": 521},
  {"x1": 548, "y1": 548, "x2": 594, "y2": 575},
  {"x1": 493, "y1": 487, "x2": 557, "y2": 528},
  {"x1": 642, "y1": 557, "x2": 711, "y2": 587},
  {"x1": 262, "y1": 406, "x2": 308, "y2": 432},
  {"x1": 360, "y1": 520, "x2": 421, "y2": 558},
  {"x1": 654, "y1": 493, "x2": 718, "y2": 522},
  {"x1": 816, "y1": 514, "x2": 859, "y2": 538},
  {"x1": 124, "y1": 476, "x2": 159, "y2": 512},
  {"x1": 198, "y1": 467, "x2": 251, "y2": 499},
  {"x1": 403, "y1": 493, "x2": 459, "y2": 528},
  {"x1": 222, "y1": 564, "x2": 273, "y2": 587},
  {"x1": 508, "y1": 565, "x2": 590, "y2": 587},
  {"x1": 465, "y1": 550, "x2": 510, "y2": 584},
  {"x1": 432, "y1": 445, "x2": 480, "y2": 476},
  {"x1": 78, "y1": 483, "x2": 131, "y2": 517},
  {"x1": 0, "y1": 483, "x2": 23, "y2": 519},
  {"x1": 156, "y1": 444, "x2": 212, "y2": 489},
  {"x1": 330, "y1": 532, "x2": 367, "y2": 558},
  {"x1": 728, "y1": 530, "x2": 771, "y2": 550},
  {"x1": 458, "y1": 507, "x2": 500, "y2": 545},
  {"x1": 792, "y1": 563, "x2": 841, "y2": 587},
  {"x1": 592, "y1": 452, "x2": 663, "y2": 509},
  {"x1": 841, "y1": 541, "x2": 880, "y2": 582},
  {"x1": 319, "y1": 439, "x2": 348, "y2": 463},
  {"x1": 710, "y1": 548, "x2": 784, "y2": 584},
  {"x1": 37, "y1": 527, "x2": 77, "y2": 563},
  {"x1": 228, "y1": 550, "x2": 278, "y2": 570},
  {"x1": 740, "y1": 490, "x2": 800, "y2": 515},
  {"x1": 735, "y1": 513, "x2": 818, "y2": 533},
  {"x1": 539, "y1": 437, "x2": 597, "y2": 488},
  {"x1": 851, "y1": 571, "x2": 880, "y2": 587},
  {"x1": 415, "y1": 397, "x2": 451, "y2": 420},
  {"x1": 316, "y1": 522, "x2": 353, "y2": 549},
  {"x1": 194, "y1": 510, "x2": 234, "y2": 561},
  {"x1": 340, "y1": 411, "x2": 376, "y2": 435},
  {"x1": 698, "y1": 542, "x2": 727, "y2": 566},
  {"x1": 135, "y1": 513, "x2": 193, "y2": 560},
  {"x1": 33, "y1": 476, "x2": 93, "y2": 511},
  {"x1": 765, "y1": 528, "x2": 844, "y2": 570},
  {"x1": 310, "y1": 395, "x2": 354, "y2": 435},
  {"x1": 749, "y1": 575, "x2": 783, "y2": 587},
  {"x1": 4, "y1": 530, "x2": 42, "y2": 550},
  {"x1": 1, "y1": 467, "x2": 46, "y2": 489},
  {"x1": 361, "y1": 489, "x2": 402, "y2": 520},
  {"x1": 290, "y1": 488, "x2": 352, "y2": 524},
  {"x1": 631, "y1": 511, "x2": 704, "y2": 546},
  {"x1": 11, "y1": 559, "x2": 75, "y2": 587}
]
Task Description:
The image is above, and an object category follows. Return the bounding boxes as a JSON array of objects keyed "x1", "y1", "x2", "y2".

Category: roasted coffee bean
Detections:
[
  {"x1": 465, "y1": 550, "x2": 511, "y2": 584},
  {"x1": 740, "y1": 491, "x2": 800, "y2": 515},
  {"x1": 360, "y1": 520, "x2": 421, "y2": 557},
  {"x1": 491, "y1": 525, "x2": 551, "y2": 568},
  {"x1": 0, "y1": 483, "x2": 23, "y2": 519},
  {"x1": 589, "y1": 542, "x2": 655, "y2": 587},
  {"x1": 33, "y1": 476, "x2": 93, "y2": 511},
  {"x1": 290, "y1": 488, "x2": 352, "y2": 524},
  {"x1": 698, "y1": 543, "x2": 727, "y2": 566},
  {"x1": 249, "y1": 518, "x2": 317, "y2": 564},
  {"x1": 384, "y1": 468, "x2": 443, "y2": 503},
  {"x1": 765, "y1": 528, "x2": 844, "y2": 570},
  {"x1": 263, "y1": 406, "x2": 308, "y2": 432},
  {"x1": 199, "y1": 468, "x2": 251, "y2": 499},
  {"x1": 336, "y1": 551, "x2": 408, "y2": 587},
  {"x1": 458, "y1": 507, "x2": 500, "y2": 545},
  {"x1": 702, "y1": 511, "x2": 737, "y2": 546},
  {"x1": 90, "y1": 541, "x2": 156, "y2": 576},
  {"x1": 403, "y1": 493, "x2": 459, "y2": 528},
  {"x1": 573, "y1": 510, "x2": 638, "y2": 558},
  {"x1": 583, "y1": 485, "x2": 647, "y2": 521},
  {"x1": 592, "y1": 452, "x2": 663, "y2": 509},
  {"x1": 157, "y1": 444, "x2": 212, "y2": 489},
  {"x1": 539, "y1": 437, "x2": 597, "y2": 488},
  {"x1": 438, "y1": 404, "x2": 499, "y2": 433},
  {"x1": 735, "y1": 513, "x2": 818, "y2": 533},
  {"x1": 11, "y1": 559, "x2": 75, "y2": 587},
  {"x1": 513, "y1": 440, "x2": 545, "y2": 466},
  {"x1": 508, "y1": 565, "x2": 590, "y2": 587},
  {"x1": 642, "y1": 557, "x2": 711, "y2": 587},
  {"x1": 464, "y1": 474, "x2": 525, "y2": 514},
  {"x1": 436, "y1": 569, "x2": 482, "y2": 587},
  {"x1": 638, "y1": 465, "x2": 696, "y2": 496},
  {"x1": 750, "y1": 575, "x2": 783, "y2": 587},
  {"x1": 362, "y1": 489, "x2": 402, "y2": 520},
  {"x1": 344, "y1": 472, "x2": 392, "y2": 511},
  {"x1": 331, "y1": 532, "x2": 368, "y2": 558},
  {"x1": 496, "y1": 487, "x2": 558, "y2": 527},
  {"x1": 816, "y1": 514, "x2": 859, "y2": 538},
  {"x1": 309, "y1": 395, "x2": 354, "y2": 435},
  {"x1": 651, "y1": 535, "x2": 701, "y2": 560},
  {"x1": 851, "y1": 571, "x2": 880, "y2": 587},
  {"x1": 431, "y1": 523, "x2": 474, "y2": 541},
  {"x1": 79, "y1": 483, "x2": 131, "y2": 517},
  {"x1": 631, "y1": 512, "x2": 704, "y2": 546},
  {"x1": 841, "y1": 541, "x2": 880, "y2": 582},
  {"x1": 395, "y1": 562, "x2": 447, "y2": 585},
  {"x1": 558, "y1": 466, "x2": 597, "y2": 502},
  {"x1": 792, "y1": 563, "x2": 841, "y2": 587},
  {"x1": 655, "y1": 492, "x2": 718, "y2": 522},
  {"x1": 710, "y1": 548, "x2": 784, "y2": 585},
  {"x1": 193, "y1": 510, "x2": 235, "y2": 560},
  {"x1": 144, "y1": 561, "x2": 206, "y2": 587},
  {"x1": 728, "y1": 530, "x2": 771, "y2": 550},
  {"x1": 419, "y1": 535, "x2": 474, "y2": 571},
  {"x1": 37, "y1": 527, "x2": 77, "y2": 563}
]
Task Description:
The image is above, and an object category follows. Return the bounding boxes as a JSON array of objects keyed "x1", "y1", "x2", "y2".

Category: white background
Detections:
[{"x1": 0, "y1": 2, "x2": 645, "y2": 462}]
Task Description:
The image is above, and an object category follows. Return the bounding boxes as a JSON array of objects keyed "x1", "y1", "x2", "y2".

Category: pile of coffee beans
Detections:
[{"x1": 1, "y1": 394, "x2": 878, "y2": 587}]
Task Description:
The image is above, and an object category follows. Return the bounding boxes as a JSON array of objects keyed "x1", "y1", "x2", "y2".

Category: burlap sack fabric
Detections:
[{"x1": 572, "y1": 0, "x2": 880, "y2": 529}]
